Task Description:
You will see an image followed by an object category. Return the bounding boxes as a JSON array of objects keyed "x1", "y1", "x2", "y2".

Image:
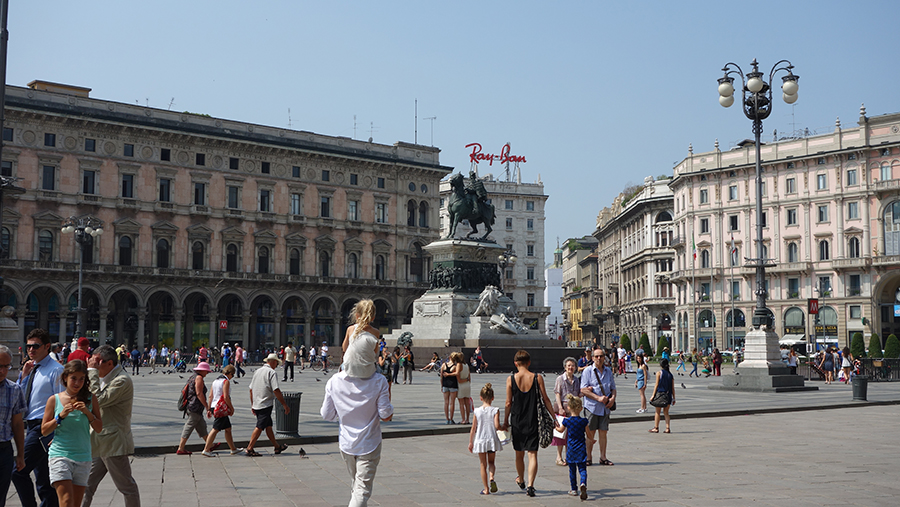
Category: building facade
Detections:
[
  {"x1": 439, "y1": 171, "x2": 551, "y2": 332},
  {"x1": 560, "y1": 236, "x2": 599, "y2": 346},
  {"x1": 0, "y1": 81, "x2": 451, "y2": 352},
  {"x1": 669, "y1": 107, "x2": 900, "y2": 354},
  {"x1": 544, "y1": 245, "x2": 563, "y2": 339}
]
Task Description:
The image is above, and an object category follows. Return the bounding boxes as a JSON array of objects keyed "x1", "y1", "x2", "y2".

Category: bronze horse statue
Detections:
[{"x1": 444, "y1": 172, "x2": 495, "y2": 240}]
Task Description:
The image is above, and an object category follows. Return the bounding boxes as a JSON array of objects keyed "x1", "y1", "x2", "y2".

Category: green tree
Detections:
[
  {"x1": 657, "y1": 336, "x2": 670, "y2": 358},
  {"x1": 639, "y1": 333, "x2": 653, "y2": 357},
  {"x1": 884, "y1": 334, "x2": 900, "y2": 359},
  {"x1": 868, "y1": 333, "x2": 884, "y2": 359},
  {"x1": 850, "y1": 332, "x2": 866, "y2": 358},
  {"x1": 620, "y1": 334, "x2": 631, "y2": 351}
]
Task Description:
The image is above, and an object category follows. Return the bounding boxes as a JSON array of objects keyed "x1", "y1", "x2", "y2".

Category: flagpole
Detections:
[
  {"x1": 730, "y1": 235, "x2": 736, "y2": 351},
  {"x1": 691, "y1": 236, "x2": 696, "y2": 354}
]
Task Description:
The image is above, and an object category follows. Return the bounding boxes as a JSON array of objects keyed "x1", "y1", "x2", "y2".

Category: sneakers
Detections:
[
  {"x1": 176, "y1": 449, "x2": 191, "y2": 455},
  {"x1": 201, "y1": 450, "x2": 215, "y2": 458},
  {"x1": 636, "y1": 408, "x2": 646, "y2": 413},
  {"x1": 580, "y1": 484, "x2": 588, "y2": 500},
  {"x1": 230, "y1": 448, "x2": 245, "y2": 455},
  {"x1": 568, "y1": 490, "x2": 578, "y2": 496}
]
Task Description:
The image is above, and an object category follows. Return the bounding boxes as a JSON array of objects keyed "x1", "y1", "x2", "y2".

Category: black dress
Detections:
[{"x1": 510, "y1": 372, "x2": 539, "y2": 452}]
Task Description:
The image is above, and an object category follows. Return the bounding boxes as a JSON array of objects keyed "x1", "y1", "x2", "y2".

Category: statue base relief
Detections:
[{"x1": 709, "y1": 326, "x2": 818, "y2": 393}]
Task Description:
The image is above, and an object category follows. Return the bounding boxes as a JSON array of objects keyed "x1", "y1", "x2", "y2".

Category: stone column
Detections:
[
  {"x1": 242, "y1": 310, "x2": 250, "y2": 348},
  {"x1": 98, "y1": 307, "x2": 108, "y2": 344},
  {"x1": 332, "y1": 317, "x2": 340, "y2": 346},
  {"x1": 173, "y1": 310, "x2": 183, "y2": 351},
  {"x1": 274, "y1": 311, "x2": 283, "y2": 348},
  {"x1": 137, "y1": 309, "x2": 146, "y2": 350},
  {"x1": 58, "y1": 316, "x2": 67, "y2": 343},
  {"x1": 209, "y1": 314, "x2": 218, "y2": 348},
  {"x1": 304, "y1": 313, "x2": 311, "y2": 348}
]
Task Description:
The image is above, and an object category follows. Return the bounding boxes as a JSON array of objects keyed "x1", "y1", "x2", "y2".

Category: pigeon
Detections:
[
  {"x1": 232, "y1": 381, "x2": 239, "y2": 385},
  {"x1": 298, "y1": 448, "x2": 307, "y2": 457},
  {"x1": 681, "y1": 383, "x2": 686, "y2": 389},
  {"x1": 179, "y1": 375, "x2": 184, "y2": 379},
  {"x1": 316, "y1": 378, "x2": 321, "y2": 382}
]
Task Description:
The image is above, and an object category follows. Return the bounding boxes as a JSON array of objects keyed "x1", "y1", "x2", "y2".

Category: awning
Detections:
[{"x1": 779, "y1": 334, "x2": 806, "y2": 345}]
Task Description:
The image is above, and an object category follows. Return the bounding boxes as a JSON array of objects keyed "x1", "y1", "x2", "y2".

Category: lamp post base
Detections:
[{"x1": 709, "y1": 327, "x2": 818, "y2": 393}]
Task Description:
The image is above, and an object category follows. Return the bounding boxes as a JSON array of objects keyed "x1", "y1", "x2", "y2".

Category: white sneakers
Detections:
[
  {"x1": 636, "y1": 408, "x2": 646, "y2": 413},
  {"x1": 201, "y1": 450, "x2": 215, "y2": 458},
  {"x1": 231, "y1": 448, "x2": 245, "y2": 455}
]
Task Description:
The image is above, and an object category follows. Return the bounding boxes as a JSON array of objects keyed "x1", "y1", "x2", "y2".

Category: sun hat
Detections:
[
  {"x1": 264, "y1": 353, "x2": 281, "y2": 365},
  {"x1": 193, "y1": 362, "x2": 212, "y2": 373}
]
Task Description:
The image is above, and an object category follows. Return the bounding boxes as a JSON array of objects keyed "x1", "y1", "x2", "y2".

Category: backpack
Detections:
[{"x1": 177, "y1": 374, "x2": 196, "y2": 415}]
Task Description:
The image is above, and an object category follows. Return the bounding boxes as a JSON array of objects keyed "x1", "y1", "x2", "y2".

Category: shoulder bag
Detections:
[
  {"x1": 594, "y1": 367, "x2": 616, "y2": 411},
  {"x1": 649, "y1": 372, "x2": 671, "y2": 407},
  {"x1": 535, "y1": 374, "x2": 555, "y2": 448}
]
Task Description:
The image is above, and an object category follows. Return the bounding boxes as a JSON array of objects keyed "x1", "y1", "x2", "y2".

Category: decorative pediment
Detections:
[
  {"x1": 186, "y1": 223, "x2": 213, "y2": 239},
  {"x1": 221, "y1": 225, "x2": 246, "y2": 241},
  {"x1": 813, "y1": 231, "x2": 833, "y2": 238},
  {"x1": 32, "y1": 210, "x2": 65, "y2": 225},
  {"x1": 372, "y1": 239, "x2": 393, "y2": 253},
  {"x1": 783, "y1": 235, "x2": 802, "y2": 241},
  {"x1": 315, "y1": 234, "x2": 337, "y2": 249},
  {"x1": 254, "y1": 229, "x2": 278, "y2": 245},
  {"x1": 843, "y1": 226, "x2": 863, "y2": 235},
  {"x1": 696, "y1": 240, "x2": 712, "y2": 248},
  {"x1": 112, "y1": 217, "x2": 142, "y2": 234},
  {"x1": 2, "y1": 208, "x2": 21, "y2": 225},
  {"x1": 344, "y1": 236, "x2": 366, "y2": 251},
  {"x1": 150, "y1": 220, "x2": 179, "y2": 232},
  {"x1": 285, "y1": 232, "x2": 307, "y2": 247}
]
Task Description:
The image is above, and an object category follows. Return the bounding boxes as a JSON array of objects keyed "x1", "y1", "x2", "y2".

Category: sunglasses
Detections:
[{"x1": 26, "y1": 343, "x2": 45, "y2": 350}]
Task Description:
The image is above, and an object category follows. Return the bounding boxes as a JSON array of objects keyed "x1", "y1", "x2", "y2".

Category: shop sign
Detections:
[
  {"x1": 815, "y1": 325, "x2": 838, "y2": 335},
  {"x1": 784, "y1": 326, "x2": 805, "y2": 335}
]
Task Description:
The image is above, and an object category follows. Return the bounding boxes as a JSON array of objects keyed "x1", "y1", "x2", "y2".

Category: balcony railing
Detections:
[
  {"x1": 769, "y1": 262, "x2": 812, "y2": 274},
  {"x1": 832, "y1": 257, "x2": 871, "y2": 270},
  {"x1": 872, "y1": 255, "x2": 900, "y2": 267}
]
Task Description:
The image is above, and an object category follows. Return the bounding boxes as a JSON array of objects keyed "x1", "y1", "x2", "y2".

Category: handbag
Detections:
[
  {"x1": 594, "y1": 367, "x2": 616, "y2": 411},
  {"x1": 534, "y1": 374, "x2": 555, "y2": 448},
  {"x1": 649, "y1": 391, "x2": 670, "y2": 408},
  {"x1": 213, "y1": 396, "x2": 229, "y2": 418}
]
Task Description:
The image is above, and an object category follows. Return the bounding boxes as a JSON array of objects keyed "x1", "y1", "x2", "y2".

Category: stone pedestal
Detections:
[
  {"x1": 710, "y1": 326, "x2": 817, "y2": 393},
  {"x1": 0, "y1": 306, "x2": 21, "y2": 371}
]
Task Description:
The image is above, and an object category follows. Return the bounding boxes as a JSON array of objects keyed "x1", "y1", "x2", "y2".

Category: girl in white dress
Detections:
[{"x1": 468, "y1": 383, "x2": 502, "y2": 495}]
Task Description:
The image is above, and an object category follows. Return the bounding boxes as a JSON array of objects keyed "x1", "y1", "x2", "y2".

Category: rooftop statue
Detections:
[{"x1": 444, "y1": 170, "x2": 495, "y2": 241}]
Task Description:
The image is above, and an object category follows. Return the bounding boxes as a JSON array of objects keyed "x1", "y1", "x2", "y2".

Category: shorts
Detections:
[
  {"x1": 588, "y1": 412, "x2": 610, "y2": 432},
  {"x1": 441, "y1": 387, "x2": 458, "y2": 393},
  {"x1": 49, "y1": 457, "x2": 91, "y2": 486},
  {"x1": 213, "y1": 416, "x2": 232, "y2": 431},
  {"x1": 254, "y1": 406, "x2": 274, "y2": 429}
]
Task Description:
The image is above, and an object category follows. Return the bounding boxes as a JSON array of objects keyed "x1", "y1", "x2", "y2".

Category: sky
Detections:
[{"x1": 8, "y1": 1, "x2": 900, "y2": 259}]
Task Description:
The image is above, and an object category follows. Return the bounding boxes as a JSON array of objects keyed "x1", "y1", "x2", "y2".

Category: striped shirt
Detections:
[{"x1": 0, "y1": 378, "x2": 26, "y2": 441}]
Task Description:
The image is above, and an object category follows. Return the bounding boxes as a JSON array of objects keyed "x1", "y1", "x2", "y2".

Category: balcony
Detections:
[
  {"x1": 227, "y1": 208, "x2": 244, "y2": 219},
  {"x1": 832, "y1": 257, "x2": 871, "y2": 271},
  {"x1": 191, "y1": 204, "x2": 210, "y2": 215},
  {"x1": 872, "y1": 255, "x2": 900, "y2": 268},
  {"x1": 671, "y1": 236, "x2": 686, "y2": 248},
  {"x1": 769, "y1": 261, "x2": 812, "y2": 274},
  {"x1": 291, "y1": 214, "x2": 306, "y2": 223},
  {"x1": 78, "y1": 194, "x2": 102, "y2": 206},
  {"x1": 155, "y1": 201, "x2": 176, "y2": 213},
  {"x1": 116, "y1": 198, "x2": 139, "y2": 209},
  {"x1": 37, "y1": 190, "x2": 60, "y2": 202},
  {"x1": 257, "y1": 212, "x2": 276, "y2": 222},
  {"x1": 873, "y1": 178, "x2": 900, "y2": 196},
  {"x1": 520, "y1": 306, "x2": 551, "y2": 315}
]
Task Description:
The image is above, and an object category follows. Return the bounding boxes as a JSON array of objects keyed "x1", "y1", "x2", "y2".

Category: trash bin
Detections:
[
  {"x1": 275, "y1": 392, "x2": 302, "y2": 437},
  {"x1": 851, "y1": 375, "x2": 868, "y2": 401}
]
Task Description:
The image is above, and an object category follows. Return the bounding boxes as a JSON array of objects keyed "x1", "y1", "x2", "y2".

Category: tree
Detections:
[
  {"x1": 850, "y1": 332, "x2": 866, "y2": 358},
  {"x1": 657, "y1": 336, "x2": 670, "y2": 358},
  {"x1": 868, "y1": 333, "x2": 883, "y2": 359},
  {"x1": 884, "y1": 334, "x2": 900, "y2": 359},
  {"x1": 620, "y1": 334, "x2": 631, "y2": 352},
  {"x1": 639, "y1": 333, "x2": 653, "y2": 357}
]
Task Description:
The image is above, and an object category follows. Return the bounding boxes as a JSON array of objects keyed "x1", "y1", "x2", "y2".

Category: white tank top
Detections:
[
  {"x1": 344, "y1": 328, "x2": 378, "y2": 378},
  {"x1": 211, "y1": 376, "x2": 227, "y2": 407}
]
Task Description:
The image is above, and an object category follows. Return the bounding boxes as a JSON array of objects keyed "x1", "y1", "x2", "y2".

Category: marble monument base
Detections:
[{"x1": 709, "y1": 327, "x2": 818, "y2": 393}]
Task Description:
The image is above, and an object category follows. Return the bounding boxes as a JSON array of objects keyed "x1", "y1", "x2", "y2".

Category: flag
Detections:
[
  {"x1": 731, "y1": 234, "x2": 737, "y2": 254},
  {"x1": 692, "y1": 236, "x2": 697, "y2": 260}
]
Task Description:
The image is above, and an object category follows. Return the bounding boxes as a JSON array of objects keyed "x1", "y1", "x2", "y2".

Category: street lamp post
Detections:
[
  {"x1": 497, "y1": 249, "x2": 516, "y2": 293},
  {"x1": 61, "y1": 216, "x2": 103, "y2": 339}
]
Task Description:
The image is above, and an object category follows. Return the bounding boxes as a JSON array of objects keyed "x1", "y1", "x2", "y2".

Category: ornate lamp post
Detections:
[
  {"x1": 497, "y1": 249, "x2": 516, "y2": 293},
  {"x1": 61, "y1": 216, "x2": 103, "y2": 339}
]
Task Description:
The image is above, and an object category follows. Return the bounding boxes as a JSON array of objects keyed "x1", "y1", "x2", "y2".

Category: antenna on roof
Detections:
[
  {"x1": 414, "y1": 99, "x2": 417, "y2": 144},
  {"x1": 353, "y1": 115, "x2": 357, "y2": 139},
  {"x1": 369, "y1": 121, "x2": 379, "y2": 140},
  {"x1": 168, "y1": 98, "x2": 175, "y2": 110},
  {"x1": 288, "y1": 108, "x2": 292, "y2": 129}
]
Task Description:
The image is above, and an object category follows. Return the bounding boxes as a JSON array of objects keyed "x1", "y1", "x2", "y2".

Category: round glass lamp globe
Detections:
[
  {"x1": 782, "y1": 79, "x2": 798, "y2": 95},
  {"x1": 719, "y1": 95, "x2": 735, "y2": 108},
  {"x1": 718, "y1": 81, "x2": 734, "y2": 97},
  {"x1": 783, "y1": 92, "x2": 798, "y2": 104},
  {"x1": 747, "y1": 77, "x2": 764, "y2": 93}
]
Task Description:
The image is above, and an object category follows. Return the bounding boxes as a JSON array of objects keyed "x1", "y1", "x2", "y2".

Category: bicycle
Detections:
[{"x1": 310, "y1": 354, "x2": 341, "y2": 371}]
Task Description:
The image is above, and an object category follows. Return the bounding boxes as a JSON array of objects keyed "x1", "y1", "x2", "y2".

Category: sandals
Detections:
[
  {"x1": 245, "y1": 449, "x2": 262, "y2": 457},
  {"x1": 480, "y1": 490, "x2": 490, "y2": 495},
  {"x1": 598, "y1": 458, "x2": 614, "y2": 466},
  {"x1": 274, "y1": 444, "x2": 288, "y2": 454},
  {"x1": 664, "y1": 429, "x2": 671, "y2": 433},
  {"x1": 515, "y1": 478, "x2": 526, "y2": 490},
  {"x1": 556, "y1": 458, "x2": 567, "y2": 466},
  {"x1": 526, "y1": 486, "x2": 536, "y2": 497},
  {"x1": 490, "y1": 480, "x2": 497, "y2": 493},
  {"x1": 649, "y1": 428, "x2": 659, "y2": 433}
]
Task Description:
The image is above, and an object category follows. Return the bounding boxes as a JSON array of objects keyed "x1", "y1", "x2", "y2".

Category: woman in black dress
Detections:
[{"x1": 502, "y1": 350, "x2": 555, "y2": 497}]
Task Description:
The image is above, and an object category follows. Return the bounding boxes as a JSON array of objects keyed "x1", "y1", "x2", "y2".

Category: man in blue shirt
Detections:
[
  {"x1": 580, "y1": 347, "x2": 616, "y2": 466},
  {"x1": 12, "y1": 328, "x2": 64, "y2": 507},
  {"x1": 576, "y1": 348, "x2": 592, "y2": 374}
]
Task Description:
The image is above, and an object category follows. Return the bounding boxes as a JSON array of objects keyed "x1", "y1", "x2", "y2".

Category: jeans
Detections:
[
  {"x1": 392, "y1": 362, "x2": 400, "y2": 384},
  {"x1": 235, "y1": 362, "x2": 245, "y2": 378},
  {"x1": 12, "y1": 425, "x2": 57, "y2": 507},
  {"x1": 403, "y1": 364, "x2": 413, "y2": 383},
  {"x1": 342, "y1": 443, "x2": 382, "y2": 507},
  {"x1": 690, "y1": 362, "x2": 698, "y2": 376},
  {"x1": 283, "y1": 361, "x2": 294, "y2": 380}
]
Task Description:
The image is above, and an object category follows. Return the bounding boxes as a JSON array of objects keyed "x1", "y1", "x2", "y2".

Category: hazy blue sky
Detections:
[{"x1": 8, "y1": 1, "x2": 900, "y2": 258}]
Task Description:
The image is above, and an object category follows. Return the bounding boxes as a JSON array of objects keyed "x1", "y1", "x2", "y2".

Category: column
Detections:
[
  {"x1": 332, "y1": 317, "x2": 340, "y2": 347},
  {"x1": 98, "y1": 307, "x2": 108, "y2": 344},
  {"x1": 209, "y1": 314, "x2": 217, "y2": 348},
  {"x1": 173, "y1": 310, "x2": 183, "y2": 351},
  {"x1": 242, "y1": 310, "x2": 250, "y2": 348},
  {"x1": 137, "y1": 309, "x2": 146, "y2": 350},
  {"x1": 274, "y1": 311, "x2": 283, "y2": 348},
  {"x1": 58, "y1": 316, "x2": 67, "y2": 343},
  {"x1": 304, "y1": 313, "x2": 311, "y2": 348}
]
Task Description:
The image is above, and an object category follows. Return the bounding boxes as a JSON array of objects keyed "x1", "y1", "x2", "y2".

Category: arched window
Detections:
[
  {"x1": 258, "y1": 246, "x2": 269, "y2": 274},
  {"x1": 848, "y1": 237, "x2": 860, "y2": 258},
  {"x1": 375, "y1": 255, "x2": 385, "y2": 280},
  {"x1": 784, "y1": 307, "x2": 805, "y2": 328},
  {"x1": 192, "y1": 241, "x2": 204, "y2": 270},
  {"x1": 0, "y1": 227, "x2": 9, "y2": 260},
  {"x1": 726, "y1": 309, "x2": 745, "y2": 328},
  {"x1": 156, "y1": 238, "x2": 170, "y2": 268},
  {"x1": 700, "y1": 249, "x2": 710, "y2": 268},
  {"x1": 881, "y1": 162, "x2": 891, "y2": 181},
  {"x1": 347, "y1": 252, "x2": 359, "y2": 278},
  {"x1": 407, "y1": 200, "x2": 417, "y2": 227},
  {"x1": 787, "y1": 242, "x2": 799, "y2": 263},
  {"x1": 39, "y1": 230, "x2": 53, "y2": 262},
  {"x1": 226, "y1": 243, "x2": 238, "y2": 272},
  {"x1": 419, "y1": 201, "x2": 429, "y2": 228},
  {"x1": 320, "y1": 250, "x2": 330, "y2": 277},
  {"x1": 697, "y1": 309, "x2": 715, "y2": 328},
  {"x1": 885, "y1": 201, "x2": 900, "y2": 255},
  {"x1": 656, "y1": 211, "x2": 672, "y2": 222},
  {"x1": 819, "y1": 240, "x2": 830, "y2": 261},
  {"x1": 289, "y1": 248, "x2": 301, "y2": 275},
  {"x1": 118, "y1": 236, "x2": 132, "y2": 266}
]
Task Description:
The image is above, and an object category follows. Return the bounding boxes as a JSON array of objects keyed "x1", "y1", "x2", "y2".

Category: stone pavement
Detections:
[{"x1": 12, "y1": 404, "x2": 897, "y2": 507}]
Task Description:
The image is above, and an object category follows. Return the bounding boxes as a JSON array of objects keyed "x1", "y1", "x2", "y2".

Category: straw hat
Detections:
[{"x1": 264, "y1": 353, "x2": 281, "y2": 365}]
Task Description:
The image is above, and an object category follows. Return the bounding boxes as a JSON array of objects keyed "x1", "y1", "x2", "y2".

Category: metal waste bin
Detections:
[
  {"x1": 851, "y1": 375, "x2": 868, "y2": 401},
  {"x1": 275, "y1": 392, "x2": 302, "y2": 437}
]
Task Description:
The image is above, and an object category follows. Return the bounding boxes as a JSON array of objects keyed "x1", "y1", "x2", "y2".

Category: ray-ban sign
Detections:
[{"x1": 466, "y1": 142, "x2": 526, "y2": 166}]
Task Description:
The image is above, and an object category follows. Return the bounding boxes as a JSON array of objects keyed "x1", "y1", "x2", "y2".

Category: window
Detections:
[
  {"x1": 226, "y1": 244, "x2": 238, "y2": 272},
  {"x1": 376, "y1": 203, "x2": 387, "y2": 223},
  {"x1": 407, "y1": 200, "x2": 417, "y2": 226},
  {"x1": 229, "y1": 157, "x2": 239, "y2": 170},
  {"x1": 347, "y1": 252, "x2": 359, "y2": 278},
  {"x1": 121, "y1": 174, "x2": 134, "y2": 198},
  {"x1": 785, "y1": 208, "x2": 798, "y2": 226},
  {"x1": 848, "y1": 237, "x2": 860, "y2": 258},
  {"x1": 787, "y1": 242, "x2": 799, "y2": 262},
  {"x1": 377, "y1": 177, "x2": 385, "y2": 188},
  {"x1": 881, "y1": 163, "x2": 891, "y2": 181},
  {"x1": 527, "y1": 219, "x2": 534, "y2": 230},
  {"x1": 848, "y1": 274, "x2": 861, "y2": 296},
  {"x1": 731, "y1": 280, "x2": 741, "y2": 300},
  {"x1": 82, "y1": 170, "x2": 96, "y2": 194},
  {"x1": 816, "y1": 174, "x2": 827, "y2": 190},
  {"x1": 817, "y1": 205, "x2": 828, "y2": 223},
  {"x1": 786, "y1": 177, "x2": 796, "y2": 194},
  {"x1": 227, "y1": 186, "x2": 240, "y2": 208},
  {"x1": 527, "y1": 244, "x2": 534, "y2": 257},
  {"x1": 419, "y1": 201, "x2": 428, "y2": 227},
  {"x1": 729, "y1": 215, "x2": 738, "y2": 231},
  {"x1": 157, "y1": 239, "x2": 170, "y2": 268},
  {"x1": 350, "y1": 173, "x2": 358, "y2": 185},
  {"x1": 760, "y1": 212, "x2": 767, "y2": 228},
  {"x1": 847, "y1": 169, "x2": 858, "y2": 186},
  {"x1": 818, "y1": 276, "x2": 831, "y2": 295},
  {"x1": 258, "y1": 246, "x2": 269, "y2": 274},
  {"x1": 1, "y1": 227, "x2": 10, "y2": 260},
  {"x1": 195, "y1": 153, "x2": 205, "y2": 166},
  {"x1": 260, "y1": 162, "x2": 270, "y2": 174},
  {"x1": 819, "y1": 240, "x2": 830, "y2": 261},
  {"x1": 320, "y1": 196, "x2": 331, "y2": 218},
  {"x1": 194, "y1": 182, "x2": 206, "y2": 205},
  {"x1": 787, "y1": 161, "x2": 795, "y2": 169},
  {"x1": 124, "y1": 144, "x2": 134, "y2": 157},
  {"x1": 421, "y1": 184, "x2": 428, "y2": 194},
  {"x1": 289, "y1": 248, "x2": 301, "y2": 275},
  {"x1": 850, "y1": 305, "x2": 861, "y2": 319},
  {"x1": 882, "y1": 148, "x2": 891, "y2": 156},
  {"x1": 817, "y1": 157, "x2": 826, "y2": 165},
  {"x1": 701, "y1": 250, "x2": 710, "y2": 268},
  {"x1": 526, "y1": 201, "x2": 535, "y2": 211},
  {"x1": 292, "y1": 165, "x2": 301, "y2": 178},
  {"x1": 321, "y1": 170, "x2": 330, "y2": 182},
  {"x1": 292, "y1": 194, "x2": 304, "y2": 216},
  {"x1": 527, "y1": 267, "x2": 535, "y2": 280},
  {"x1": 192, "y1": 241, "x2": 205, "y2": 270},
  {"x1": 118, "y1": 236, "x2": 132, "y2": 266},
  {"x1": 84, "y1": 139, "x2": 96, "y2": 152},
  {"x1": 259, "y1": 189, "x2": 271, "y2": 212},
  {"x1": 506, "y1": 218, "x2": 513, "y2": 230},
  {"x1": 728, "y1": 185, "x2": 738, "y2": 200},
  {"x1": 527, "y1": 293, "x2": 535, "y2": 307},
  {"x1": 160, "y1": 148, "x2": 171, "y2": 161},
  {"x1": 700, "y1": 282, "x2": 710, "y2": 300},
  {"x1": 848, "y1": 201, "x2": 859, "y2": 220},
  {"x1": 848, "y1": 153, "x2": 857, "y2": 160},
  {"x1": 0, "y1": 161, "x2": 11, "y2": 177},
  {"x1": 2, "y1": 127, "x2": 11, "y2": 141},
  {"x1": 505, "y1": 200, "x2": 514, "y2": 210},
  {"x1": 38, "y1": 231, "x2": 53, "y2": 261},
  {"x1": 788, "y1": 278, "x2": 800, "y2": 298},
  {"x1": 700, "y1": 218, "x2": 709, "y2": 233},
  {"x1": 884, "y1": 201, "x2": 900, "y2": 255},
  {"x1": 374, "y1": 255, "x2": 384, "y2": 280},
  {"x1": 42, "y1": 165, "x2": 56, "y2": 190},
  {"x1": 699, "y1": 188, "x2": 708, "y2": 204},
  {"x1": 44, "y1": 133, "x2": 56, "y2": 147}
]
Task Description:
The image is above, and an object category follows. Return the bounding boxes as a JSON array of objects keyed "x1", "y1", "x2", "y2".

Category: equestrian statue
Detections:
[{"x1": 444, "y1": 170, "x2": 495, "y2": 241}]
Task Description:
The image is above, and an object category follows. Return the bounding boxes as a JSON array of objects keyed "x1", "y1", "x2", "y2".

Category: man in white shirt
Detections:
[
  {"x1": 321, "y1": 370, "x2": 393, "y2": 507},
  {"x1": 160, "y1": 345, "x2": 169, "y2": 367},
  {"x1": 616, "y1": 344, "x2": 626, "y2": 377},
  {"x1": 245, "y1": 354, "x2": 291, "y2": 457},
  {"x1": 321, "y1": 342, "x2": 329, "y2": 372},
  {"x1": 283, "y1": 342, "x2": 296, "y2": 382},
  {"x1": 149, "y1": 345, "x2": 157, "y2": 371}
]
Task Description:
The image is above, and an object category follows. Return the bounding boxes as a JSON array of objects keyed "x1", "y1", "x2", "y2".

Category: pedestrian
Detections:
[
  {"x1": 616, "y1": 344, "x2": 626, "y2": 377},
  {"x1": 675, "y1": 351, "x2": 686, "y2": 375},
  {"x1": 342, "y1": 300, "x2": 379, "y2": 380},
  {"x1": 454, "y1": 352, "x2": 471, "y2": 424},
  {"x1": 320, "y1": 357, "x2": 394, "y2": 507},
  {"x1": 282, "y1": 342, "x2": 296, "y2": 382},
  {"x1": 0, "y1": 344, "x2": 26, "y2": 507},
  {"x1": 467, "y1": 383, "x2": 502, "y2": 495},
  {"x1": 234, "y1": 344, "x2": 245, "y2": 378},
  {"x1": 175, "y1": 362, "x2": 212, "y2": 455},
  {"x1": 82, "y1": 345, "x2": 140, "y2": 507},
  {"x1": 841, "y1": 346, "x2": 854, "y2": 384},
  {"x1": 390, "y1": 347, "x2": 400, "y2": 384},
  {"x1": 129, "y1": 347, "x2": 140, "y2": 376},
  {"x1": 320, "y1": 342, "x2": 329, "y2": 372},
  {"x1": 503, "y1": 350, "x2": 554, "y2": 497},
  {"x1": 420, "y1": 352, "x2": 440, "y2": 372},
  {"x1": 401, "y1": 346, "x2": 414, "y2": 384},
  {"x1": 198, "y1": 345, "x2": 208, "y2": 365},
  {"x1": 377, "y1": 349, "x2": 393, "y2": 400},
  {"x1": 553, "y1": 357, "x2": 580, "y2": 466},
  {"x1": 41, "y1": 359, "x2": 102, "y2": 507},
  {"x1": 554, "y1": 394, "x2": 589, "y2": 500},
  {"x1": 201, "y1": 365, "x2": 243, "y2": 457},
  {"x1": 160, "y1": 346, "x2": 169, "y2": 368},
  {"x1": 60, "y1": 344, "x2": 70, "y2": 364},
  {"x1": 635, "y1": 353, "x2": 649, "y2": 413},
  {"x1": 48, "y1": 345, "x2": 61, "y2": 364},
  {"x1": 712, "y1": 348, "x2": 723, "y2": 376},
  {"x1": 787, "y1": 348, "x2": 799, "y2": 375},
  {"x1": 580, "y1": 346, "x2": 616, "y2": 467},
  {"x1": 649, "y1": 358, "x2": 675, "y2": 433},
  {"x1": 308, "y1": 345, "x2": 316, "y2": 367},
  {"x1": 576, "y1": 348, "x2": 591, "y2": 374},
  {"x1": 689, "y1": 347, "x2": 699, "y2": 377},
  {"x1": 245, "y1": 354, "x2": 292, "y2": 457},
  {"x1": 148, "y1": 346, "x2": 157, "y2": 372},
  {"x1": 440, "y1": 352, "x2": 459, "y2": 424},
  {"x1": 298, "y1": 344, "x2": 306, "y2": 370},
  {"x1": 67, "y1": 338, "x2": 90, "y2": 365},
  {"x1": 13, "y1": 328, "x2": 65, "y2": 507}
]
